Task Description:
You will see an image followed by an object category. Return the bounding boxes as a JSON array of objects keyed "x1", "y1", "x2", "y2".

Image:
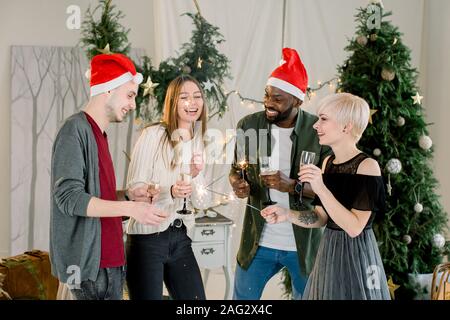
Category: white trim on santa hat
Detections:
[
  {"x1": 90, "y1": 72, "x2": 143, "y2": 97},
  {"x1": 267, "y1": 77, "x2": 305, "y2": 101}
]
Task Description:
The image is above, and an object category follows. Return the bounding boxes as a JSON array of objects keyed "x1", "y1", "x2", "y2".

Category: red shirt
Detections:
[{"x1": 85, "y1": 112, "x2": 125, "y2": 268}]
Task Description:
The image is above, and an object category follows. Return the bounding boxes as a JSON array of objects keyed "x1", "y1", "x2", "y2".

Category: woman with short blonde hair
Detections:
[
  {"x1": 316, "y1": 92, "x2": 370, "y2": 142},
  {"x1": 261, "y1": 92, "x2": 390, "y2": 300}
]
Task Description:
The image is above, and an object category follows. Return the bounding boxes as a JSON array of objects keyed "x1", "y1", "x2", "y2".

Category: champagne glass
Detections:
[
  {"x1": 298, "y1": 151, "x2": 316, "y2": 208},
  {"x1": 177, "y1": 172, "x2": 193, "y2": 215},
  {"x1": 260, "y1": 156, "x2": 277, "y2": 206},
  {"x1": 148, "y1": 179, "x2": 160, "y2": 204},
  {"x1": 237, "y1": 159, "x2": 248, "y2": 181}
]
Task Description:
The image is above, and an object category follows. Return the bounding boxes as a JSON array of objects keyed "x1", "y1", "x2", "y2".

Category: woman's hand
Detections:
[
  {"x1": 298, "y1": 164, "x2": 325, "y2": 195},
  {"x1": 171, "y1": 180, "x2": 193, "y2": 199},
  {"x1": 260, "y1": 205, "x2": 290, "y2": 224},
  {"x1": 127, "y1": 183, "x2": 151, "y2": 203},
  {"x1": 190, "y1": 152, "x2": 204, "y2": 178}
]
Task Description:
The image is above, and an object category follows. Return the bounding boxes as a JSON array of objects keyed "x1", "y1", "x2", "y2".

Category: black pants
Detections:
[{"x1": 125, "y1": 223, "x2": 206, "y2": 300}]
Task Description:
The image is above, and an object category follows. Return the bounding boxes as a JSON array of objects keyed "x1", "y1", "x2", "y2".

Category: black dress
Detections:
[{"x1": 302, "y1": 153, "x2": 390, "y2": 300}]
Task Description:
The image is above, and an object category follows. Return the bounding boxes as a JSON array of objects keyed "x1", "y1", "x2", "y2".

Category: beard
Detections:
[
  {"x1": 265, "y1": 103, "x2": 295, "y2": 124},
  {"x1": 105, "y1": 93, "x2": 124, "y2": 123}
]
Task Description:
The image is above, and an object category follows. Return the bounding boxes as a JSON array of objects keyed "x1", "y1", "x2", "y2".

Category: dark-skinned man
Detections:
[{"x1": 230, "y1": 48, "x2": 332, "y2": 300}]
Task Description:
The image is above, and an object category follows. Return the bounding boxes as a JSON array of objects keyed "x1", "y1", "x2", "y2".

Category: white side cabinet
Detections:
[{"x1": 192, "y1": 212, "x2": 233, "y2": 300}]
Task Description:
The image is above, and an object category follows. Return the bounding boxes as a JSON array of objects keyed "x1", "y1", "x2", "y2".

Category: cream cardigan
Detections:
[{"x1": 126, "y1": 124, "x2": 209, "y2": 238}]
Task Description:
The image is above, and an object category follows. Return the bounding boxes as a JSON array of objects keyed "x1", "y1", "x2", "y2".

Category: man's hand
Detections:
[
  {"x1": 260, "y1": 171, "x2": 295, "y2": 193},
  {"x1": 130, "y1": 202, "x2": 170, "y2": 226},
  {"x1": 231, "y1": 177, "x2": 250, "y2": 198}
]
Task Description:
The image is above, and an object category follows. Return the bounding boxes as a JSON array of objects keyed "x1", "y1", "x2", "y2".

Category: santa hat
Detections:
[
  {"x1": 88, "y1": 53, "x2": 143, "y2": 97},
  {"x1": 266, "y1": 48, "x2": 308, "y2": 101}
]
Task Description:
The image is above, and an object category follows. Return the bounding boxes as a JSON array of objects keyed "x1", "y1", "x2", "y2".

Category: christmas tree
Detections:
[
  {"x1": 337, "y1": 1, "x2": 448, "y2": 298},
  {"x1": 138, "y1": 8, "x2": 231, "y2": 122},
  {"x1": 80, "y1": 0, "x2": 130, "y2": 59}
]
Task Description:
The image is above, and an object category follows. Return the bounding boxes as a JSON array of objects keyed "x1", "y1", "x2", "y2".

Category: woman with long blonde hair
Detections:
[{"x1": 125, "y1": 74, "x2": 209, "y2": 300}]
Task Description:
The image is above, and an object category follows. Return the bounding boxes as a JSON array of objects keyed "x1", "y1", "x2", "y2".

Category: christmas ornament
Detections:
[
  {"x1": 386, "y1": 159, "x2": 402, "y2": 174},
  {"x1": 369, "y1": 109, "x2": 378, "y2": 124},
  {"x1": 197, "y1": 57, "x2": 203, "y2": 69},
  {"x1": 203, "y1": 79, "x2": 214, "y2": 92},
  {"x1": 181, "y1": 65, "x2": 192, "y2": 74},
  {"x1": 414, "y1": 203, "x2": 423, "y2": 213},
  {"x1": 387, "y1": 277, "x2": 400, "y2": 299},
  {"x1": 418, "y1": 135, "x2": 432, "y2": 150},
  {"x1": 356, "y1": 35, "x2": 368, "y2": 46},
  {"x1": 397, "y1": 116, "x2": 405, "y2": 127},
  {"x1": 141, "y1": 76, "x2": 159, "y2": 97},
  {"x1": 432, "y1": 233, "x2": 446, "y2": 248},
  {"x1": 385, "y1": 159, "x2": 402, "y2": 196},
  {"x1": 97, "y1": 43, "x2": 112, "y2": 55},
  {"x1": 393, "y1": 37, "x2": 398, "y2": 45},
  {"x1": 381, "y1": 68, "x2": 396, "y2": 81},
  {"x1": 370, "y1": 34, "x2": 378, "y2": 42},
  {"x1": 386, "y1": 181, "x2": 392, "y2": 196},
  {"x1": 373, "y1": 148, "x2": 381, "y2": 157},
  {"x1": 412, "y1": 92, "x2": 424, "y2": 105},
  {"x1": 403, "y1": 235, "x2": 412, "y2": 245}
]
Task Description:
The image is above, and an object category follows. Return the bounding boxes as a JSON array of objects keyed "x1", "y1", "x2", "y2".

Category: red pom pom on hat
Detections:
[
  {"x1": 89, "y1": 53, "x2": 143, "y2": 97},
  {"x1": 267, "y1": 48, "x2": 308, "y2": 101}
]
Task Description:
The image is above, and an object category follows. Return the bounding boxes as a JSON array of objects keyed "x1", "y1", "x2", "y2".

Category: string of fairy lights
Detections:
[{"x1": 220, "y1": 77, "x2": 341, "y2": 112}]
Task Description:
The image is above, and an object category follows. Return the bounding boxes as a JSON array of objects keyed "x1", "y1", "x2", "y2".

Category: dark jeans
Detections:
[
  {"x1": 70, "y1": 267, "x2": 124, "y2": 300},
  {"x1": 126, "y1": 222, "x2": 206, "y2": 300}
]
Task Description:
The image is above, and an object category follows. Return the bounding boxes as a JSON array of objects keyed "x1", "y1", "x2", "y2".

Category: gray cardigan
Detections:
[{"x1": 50, "y1": 111, "x2": 102, "y2": 284}]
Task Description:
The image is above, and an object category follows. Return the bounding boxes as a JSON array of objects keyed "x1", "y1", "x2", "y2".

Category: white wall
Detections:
[
  {"x1": 420, "y1": 0, "x2": 450, "y2": 232},
  {"x1": 0, "y1": 0, "x2": 155, "y2": 258}
]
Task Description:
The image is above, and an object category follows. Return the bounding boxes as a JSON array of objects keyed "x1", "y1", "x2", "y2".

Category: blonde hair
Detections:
[
  {"x1": 160, "y1": 75, "x2": 208, "y2": 169},
  {"x1": 317, "y1": 93, "x2": 370, "y2": 141}
]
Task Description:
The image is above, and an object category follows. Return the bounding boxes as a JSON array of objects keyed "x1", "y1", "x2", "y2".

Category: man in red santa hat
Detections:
[
  {"x1": 230, "y1": 48, "x2": 332, "y2": 299},
  {"x1": 50, "y1": 53, "x2": 169, "y2": 300}
]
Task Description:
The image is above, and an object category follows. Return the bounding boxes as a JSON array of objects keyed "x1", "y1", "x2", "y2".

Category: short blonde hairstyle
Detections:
[{"x1": 317, "y1": 93, "x2": 370, "y2": 141}]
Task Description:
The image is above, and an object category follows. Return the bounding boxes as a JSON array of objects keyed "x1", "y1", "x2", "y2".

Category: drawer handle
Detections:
[
  {"x1": 201, "y1": 248, "x2": 215, "y2": 255},
  {"x1": 201, "y1": 229, "x2": 216, "y2": 236}
]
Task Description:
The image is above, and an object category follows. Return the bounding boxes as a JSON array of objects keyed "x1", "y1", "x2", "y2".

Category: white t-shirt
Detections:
[{"x1": 259, "y1": 124, "x2": 297, "y2": 251}]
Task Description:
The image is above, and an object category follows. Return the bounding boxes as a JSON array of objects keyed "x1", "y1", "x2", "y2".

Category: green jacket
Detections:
[{"x1": 231, "y1": 110, "x2": 332, "y2": 277}]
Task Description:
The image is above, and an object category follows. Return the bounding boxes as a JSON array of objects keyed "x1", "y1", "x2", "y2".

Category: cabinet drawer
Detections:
[
  {"x1": 192, "y1": 243, "x2": 224, "y2": 269},
  {"x1": 193, "y1": 225, "x2": 224, "y2": 242}
]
